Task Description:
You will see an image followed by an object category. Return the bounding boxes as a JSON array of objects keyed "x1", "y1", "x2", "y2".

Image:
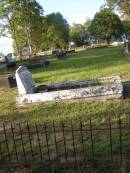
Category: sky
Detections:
[
  {"x1": 38, "y1": 0, "x2": 105, "y2": 24},
  {"x1": 0, "y1": 0, "x2": 105, "y2": 55}
]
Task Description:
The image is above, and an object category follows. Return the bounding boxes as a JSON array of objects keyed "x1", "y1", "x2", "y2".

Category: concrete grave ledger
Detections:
[{"x1": 15, "y1": 66, "x2": 123, "y2": 104}]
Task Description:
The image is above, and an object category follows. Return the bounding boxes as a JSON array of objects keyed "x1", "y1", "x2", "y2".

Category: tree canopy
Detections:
[
  {"x1": 0, "y1": 1, "x2": 69, "y2": 56},
  {"x1": 70, "y1": 18, "x2": 91, "y2": 46},
  {"x1": 41, "y1": 12, "x2": 69, "y2": 50},
  {"x1": 122, "y1": 20, "x2": 130, "y2": 37},
  {"x1": 0, "y1": 0, "x2": 44, "y2": 56},
  {"x1": 90, "y1": 8, "x2": 123, "y2": 44},
  {"x1": 106, "y1": 0, "x2": 130, "y2": 19}
]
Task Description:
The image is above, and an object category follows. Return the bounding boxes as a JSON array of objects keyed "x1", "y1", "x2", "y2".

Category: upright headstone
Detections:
[
  {"x1": 5, "y1": 53, "x2": 16, "y2": 67},
  {"x1": 15, "y1": 66, "x2": 36, "y2": 95}
]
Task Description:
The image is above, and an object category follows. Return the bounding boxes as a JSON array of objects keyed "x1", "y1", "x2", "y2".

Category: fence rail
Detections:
[{"x1": 0, "y1": 115, "x2": 130, "y2": 171}]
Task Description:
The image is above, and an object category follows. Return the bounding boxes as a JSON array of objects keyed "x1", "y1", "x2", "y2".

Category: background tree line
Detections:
[
  {"x1": 0, "y1": 0, "x2": 69, "y2": 57},
  {"x1": 0, "y1": 0, "x2": 130, "y2": 58}
]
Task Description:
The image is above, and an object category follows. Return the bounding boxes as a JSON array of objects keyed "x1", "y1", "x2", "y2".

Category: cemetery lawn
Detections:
[{"x1": 1, "y1": 46, "x2": 130, "y2": 125}]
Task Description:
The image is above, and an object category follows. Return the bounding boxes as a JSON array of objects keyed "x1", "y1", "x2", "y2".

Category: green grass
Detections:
[
  {"x1": 1, "y1": 47, "x2": 130, "y2": 172},
  {"x1": 0, "y1": 46, "x2": 130, "y2": 124},
  {"x1": 32, "y1": 46, "x2": 130, "y2": 84}
]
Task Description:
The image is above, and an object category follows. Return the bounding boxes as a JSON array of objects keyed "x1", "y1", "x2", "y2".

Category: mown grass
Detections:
[
  {"x1": 0, "y1": 46, "x2": 130, "y2": 125},
  {"x1": 1, "y1": 47, "x2": 130, "y2": 172},
  {"x1": 32, "y1": 46, "x2": 130, "y2": 84}
]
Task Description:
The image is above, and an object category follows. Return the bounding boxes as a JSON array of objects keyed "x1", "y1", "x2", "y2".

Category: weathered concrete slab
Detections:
[
  {"x1": 16, "y1": 74, "x2": 123, "y2": 104},
  {"x1": 46, "y1": 76, "x2": 122, "y2": 91}
]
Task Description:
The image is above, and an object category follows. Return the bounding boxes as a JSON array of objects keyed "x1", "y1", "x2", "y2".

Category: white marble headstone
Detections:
[{"x1": 15, "y1": 66, "x2": 36, "y2": 95}]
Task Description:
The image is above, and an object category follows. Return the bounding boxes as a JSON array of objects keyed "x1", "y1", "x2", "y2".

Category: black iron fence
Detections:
[{"x1": 0, "y1": 115, "x2": 130, "y2": 172}]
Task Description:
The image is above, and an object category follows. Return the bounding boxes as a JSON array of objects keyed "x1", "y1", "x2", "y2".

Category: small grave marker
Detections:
[{"x1": 5, "y1": 53, "x2": 16, "y2": 68}]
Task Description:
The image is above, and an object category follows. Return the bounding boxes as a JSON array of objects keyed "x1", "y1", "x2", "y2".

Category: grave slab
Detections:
[{"x1": 15, "y1": 66, "x2": 123, "y2": 104}]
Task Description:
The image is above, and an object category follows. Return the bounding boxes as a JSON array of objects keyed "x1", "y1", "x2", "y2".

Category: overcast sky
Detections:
[{"x1": 0, "y1": 0, "x2": 105, "y2": 55}]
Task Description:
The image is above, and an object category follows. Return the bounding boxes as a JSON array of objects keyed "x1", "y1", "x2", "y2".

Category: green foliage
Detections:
[
  {"x1": 70, "y1": 18, "x2": 91, "y2": 46},
  {"x1": 122, "y1": 20, "x2": 130, "y2": 36},
  {"x1": 41, "y1": 12, "x2": 69, "y2": 50},
  {"x1": 70, "y1": 24, "x2": 86, "y2": 46},
  {"x1": 0, "y1": 0, "x2": 17, "y2": 37},
  {"x1": 0, "y1": 0, "x2": 44, "y2": 56},
  {"x1": 9, "y1": 0, "x2": 44, "y2": 55},
  {"x1": 90, "y1": 8, "x2": 123, "y2": 43},
  {"x1": 106, "y1": 0, "x2": 130, "y2": 19},
  {"x1": 0, "y1": 1, "x2": 69, "y2": 54}
]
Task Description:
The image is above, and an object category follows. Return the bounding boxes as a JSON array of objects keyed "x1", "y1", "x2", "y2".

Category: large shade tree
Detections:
[
  {"x1": 41, "y1": 12, "x2": 69, "y2": 50},
  {"x1": 0, "y1": 0, "x2": 20, "y2": 54},
  {"x1": 90, "y1": 8, "x2": 124, "y2": 44},
  {"x1": 70, "y1": 24, "x2": 86, "y2": 46},
  {"x1": 0, "y1": 0, "x2": 43, "y2": 56},
  {"x1": 106, "y1": 0, "x2": 130, "y2": 19},
  {"x1": 122, "y1": 20, "x2": 130, "y2": 37},
  {"x1": 11, "y1": 0, "x2": 44, "y2": 56},
  {"x1": 70, "y1": 18, "x2": 91, "y2": 46}
]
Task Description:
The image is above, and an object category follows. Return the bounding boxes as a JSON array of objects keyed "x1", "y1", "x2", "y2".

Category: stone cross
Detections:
[{"x1": 15, "y1": 66, "x2": 36, "y2": 95}]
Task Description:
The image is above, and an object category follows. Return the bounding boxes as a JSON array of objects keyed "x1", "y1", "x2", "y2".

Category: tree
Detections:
[
  {"x1": 41, "y1": 12, "x2": 69, "y2": 50},
  {"x1": 90, "y1": 8, "x2": 124, "y2": 44},
  {"x1": 0, "y1": 0, "x2": 43, "y2": 57},
  {"x1": 70, "y1": 24, "x2": 85, "y2": 46},
  {"x1": 122, "y1": 20, "x2": 130, "y2": 37},
  {"x1": 105, "y1": 0, "x2": 130, "y2": 19},
  {"x1": 10, "y1": 0, "x2": 43, "y2": 56},
  {"x1": 70, "y1": 18, "x2": 91, "y2": 46},
  {"x1": 0, "y1": 0, "x2": 20, "y2": 54}
]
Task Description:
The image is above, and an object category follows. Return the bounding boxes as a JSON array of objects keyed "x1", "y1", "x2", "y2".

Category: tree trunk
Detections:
[
  {"x1": 8, "y1": 17, "x2": 21, "y2": 58},
  {"x1": 106, "y1": 38, "x2": 110, "y2": 45},
  {"x1": 25, "y1": 25, "x2": 32, "y2": 59}
]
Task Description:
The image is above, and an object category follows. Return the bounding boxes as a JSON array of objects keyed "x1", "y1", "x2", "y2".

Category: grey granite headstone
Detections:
[
  {"x1": 15, "y1": 66, "x2": 36, "y2": 95},
  {"x1": 6, "y1": 53, "x2": 14, "y2": 63},
  {"x1": 5, "y1": 53, "x2": 16, "y2": 67}
]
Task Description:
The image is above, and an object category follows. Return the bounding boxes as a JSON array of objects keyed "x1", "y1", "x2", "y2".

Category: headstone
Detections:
[
  {"x1": 56, "y1": 51, "x2": 66, "y2": 59},
  {"x1": 5, "y1": 53, "x2": 16, "y2": 67},
  {"x1": 15, "y1": 66, "x2": 36, "y2": 95}
]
